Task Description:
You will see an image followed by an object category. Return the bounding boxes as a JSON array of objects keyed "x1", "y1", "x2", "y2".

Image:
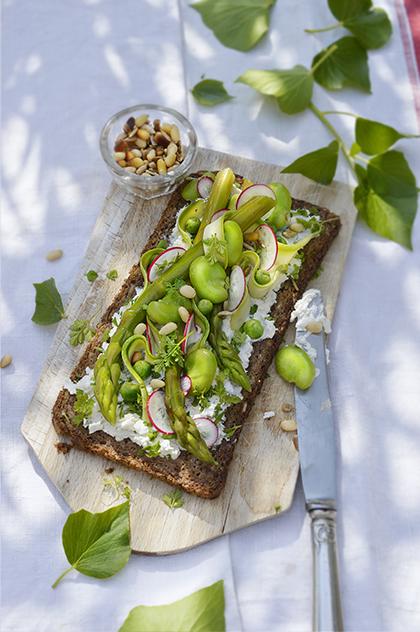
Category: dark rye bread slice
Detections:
[{"x1": 52, "y1": 176, "x2": 341, "y2": 498}]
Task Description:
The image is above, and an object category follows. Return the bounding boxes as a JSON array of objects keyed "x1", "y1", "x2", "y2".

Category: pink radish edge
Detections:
[
  {"x1": 147, "y1": 390, "x2": 175, "y2": 436},
  {"x1": 197, "y1": 176, "x2": 214, "y2": 198},
  {"x1": 235, "y1": 183, "x2": 276, "y2": 210},
  {"x1": 147, "y1": 246, "x2": 185, "y2": 282},
  {"x1": 193, "y1": 416, "x2": 219, "y2": 447},
  {"x1": 180, "y1": 375, "x2": 192, "y2": 396},
  {"x1": 257, "y1": 224, "x2": 278, "y2": 271}
]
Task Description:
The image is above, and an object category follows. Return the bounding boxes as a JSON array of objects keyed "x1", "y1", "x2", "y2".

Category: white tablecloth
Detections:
[{"x1": 2, "y1": 1, "x2": 420, "y2": 630}]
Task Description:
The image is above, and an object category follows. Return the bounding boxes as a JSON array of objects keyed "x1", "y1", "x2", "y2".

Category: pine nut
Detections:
[
  {"x1": 170, "y1": 125, "x2": 180, "y2": 142},
  {"x1": 137, "y1": 128, "x2": 150, "y2": 141},
  {"x1": 130, "y1": 157, "x2": 143, "y2": 168},
  {"x1": 131, "y1": 351, "x2": 142, "y2": 363},
  {"x1": 281, "y1": 418, "x2": 297, "y2": 432},
  {"x1": 290, "y1": 222, "x2": 304, "y2": 233},
  {"x1": 178, "y1": 306, "x2": 190, "y2": 323},
  {"x1": 134, "y1": 323, "x2": 146, "y2": 336},
  {"x1": 157, "y1": 158, "x2": 167, "y2": 175},
  {"x1": 118, "y1": 160, "x2": 127, "y2": 167},
  {"x1": 46, "y1": 249, "x2": 63, "y2": 262},
  {"x1": 165, "y1": 153, "x2": 176, "y2": 168},
  {"x1": 159, "y1": 322, "x2": 177, "y2": 335},
  {"x1": 136, "y1": 164, "x2": 147, "y2": 175},
  {"x1": 114, "y1": 151, "x2": 126, "y2": 161},
  {"x1": 125, "y1": 166, "x2": 136, "y2": 173},
  {"x1": 150, "y1": 378, "x2": 165, "y2": 390},
  {"x1": 306, "y1": 320, "x2": 322, "y2": 333},
  {"x1": 126, "y1": 151, "x2": 134, "y2": 161},
  {"x1": 161, "y1": 123, "x2": 173, "y2": 134},
  {"x1": 131, "y1": 149, "x2": 142, "y2": 157},
  {"x1": 179, "y1": 284, "x2": 196, "y2": 299},
  {"x1": 0, "y1": 355, "x2": 12, "y2": 368},
  {"x1": 135, "y1": 139, "x2": 147, "y2": 149},
  {"x1": 135, "y1": 114, "x2": 148, "y2": 128},
  {"x1": 281, "y1": 402, "x2": 294, "y2": 413},
  {"x1": 167, "y1": 142, "x2": 177, "y2": 155},
  {"x1": 146, "y1": 149, "x2": 156, "y2": 161}
]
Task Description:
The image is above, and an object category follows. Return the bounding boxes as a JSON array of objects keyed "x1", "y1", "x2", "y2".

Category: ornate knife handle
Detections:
[{"x1": 308, "y1": 503, "x2": 343, "y2": 631}]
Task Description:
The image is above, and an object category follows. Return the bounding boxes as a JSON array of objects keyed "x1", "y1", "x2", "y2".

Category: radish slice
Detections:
[
  {"x1": 147, "y1": 247, "x2": 185, "y2": 282},
  {"x1": 180, "y1": 375, "x2": 192, "y2": 396},
  {"x1": 181, "y1": 315, "x2": 201, "y2": 353},
  {"x1": 194, "y1": 416, "x2": 219, "y2": 447},
  {"x1": 210, "y1": 208, "x2": 229, "y2": 222},
  {"x1": 197, "y1": 176, "x2": 214, "y2": 198},
  {"x1": 257, "y1": 224, "x2": 278, "y2": 271},
  {"x1": 145, "y1": 323, "x2": 160, "y2": 356},
  {"x1": 236, "y1": 184, "x2": 276, "y2": 209},
  {"x1": 147, "y1": 390, "x2": 174, "y2": 436},
  {"x1": 226, "y1": 265, "x2": 246, "y2": 312}
]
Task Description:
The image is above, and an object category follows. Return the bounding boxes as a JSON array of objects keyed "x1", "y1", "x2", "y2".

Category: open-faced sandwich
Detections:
[{"x1": 53, "y1": 168, "x2": 340, "y2": 498}]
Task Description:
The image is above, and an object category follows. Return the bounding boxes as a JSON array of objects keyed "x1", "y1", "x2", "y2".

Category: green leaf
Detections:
[
  {"x1": 73, "y1": 389, "x2": 95, "y2": 426},
  {"x1": 312, "y1": 36, "x2": 371, "y2": 93},
  {"x1": 355, "y1": 117, "x2": 418, "y2": 155},
  {"x1": 52, "y1": 501, "x2": 131, "y2": 588},
  {"x1": 86, "y1": 270, "x2": 98, "y2": 282},
  {"x1": 282, "y1": 141, "x2": 339, "y2": 184},
  {"x1": 118, "y1": 580, "x2": 225, "y2": 632},
  {"x1": 237, "y1": 66, "x2": 313, "y2": 114},
  {"x1": 69, "y1": 319, "x2": 95, "y2": 346},
  {"x1": 191, "y1": 0, "x2": 276, "y2": 52},
  {"x1": 107, "y1": 269, "x2": 118, "y2": 281},
  {"x1": 162, "y1": 489, "x2": 184, "y2": 510},
  {"x1": 345, "y1": 8, "x2": 392, "y2": 49},
  {"x1": 354, "y1": 151, "x2": 418, "y2": 249},
  {"x1": 32, "y1": 277, "x2": 65, "y2": 325},
  {"x1": 191, "y1": 79, "x2": 233, "y2": 107},
  {"x1": 328, "y1": 0, "x2": 372, "y2": 21}
]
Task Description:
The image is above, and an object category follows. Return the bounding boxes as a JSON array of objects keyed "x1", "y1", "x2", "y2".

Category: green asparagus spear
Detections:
[
  {"x1": 165, "y1": 365, "x2": 217, "y2": 465},
  {"x1": 193, "y1": 167, "x2": 235, "y2": 244},
  {"x1": 209, "y1": 311, "x2": 251, "y2": 392},
  {"x1": 93, "y1": 189, "x2": 275, "y2": 423}
]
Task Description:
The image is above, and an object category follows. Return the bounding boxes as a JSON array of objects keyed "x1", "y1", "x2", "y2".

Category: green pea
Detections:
[
  {"x1": 255, "y1": 269, "x2": 271, "y2": 285},
  {"x1": 224, "y1": 220, "x2": 243, "y2": 266},
  {"x1": 120, "y1": 381, "x2": 140, "y2": 402},
  {"x1": 189, "y1": 256, "x2": 228, "y2": 304},
  {"x1": 185, "y1": 217, "x2": 201, "y2": 235},
  {"x1": 156, "y1": 239, "x2": 168, "y2": 250},
  {"x1": 197, "y1": 298, "x2": 213, "y2": 316},
  {"x1": 275, "y1": 345, "x2": 315, "y2": 390},
  {"x1": 185, "y1": 348, "x2": 217, "y2": 394},
  {"x1": 243, "y1": 319, "x2": 264, "y2": 339},
  {"x1": 133, "y1": 360, "x2": 152, "y2": 380}
]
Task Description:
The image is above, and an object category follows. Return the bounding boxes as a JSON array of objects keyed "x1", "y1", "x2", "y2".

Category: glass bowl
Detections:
[{"x1": 99, "y1": 104, "x2": 197, "y2": 199}]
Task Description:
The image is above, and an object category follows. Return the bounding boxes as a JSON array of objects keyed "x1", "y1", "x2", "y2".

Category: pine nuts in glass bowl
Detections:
[{"x1": 100, "y1": 105, "x2": 197, "y2": 199}]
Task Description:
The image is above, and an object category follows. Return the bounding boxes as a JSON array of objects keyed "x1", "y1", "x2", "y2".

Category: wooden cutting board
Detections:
[{"x1": 21, "y1": 147, "x2": 356, "y2": 554}]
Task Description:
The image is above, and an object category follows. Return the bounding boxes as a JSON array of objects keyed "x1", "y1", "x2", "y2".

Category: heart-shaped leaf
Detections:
[
  {"x1": 191, "y1": 0, "x2": 276, "y2": 52},
  {"x1": 236, "y1": 65, "x2": 313, "y2": 114},
  {"x1": 312, "y1": 36, "x2": 371, "y2": 92},
  {"x1": 345, "y1": 8, "x2": 392, "y2": 49},
  {"x1": 52, "y1": 501, "x2": 131, "y2": 587},
  {"x1": 328, "y1": 0, "x2": 372, "y2": 21},
  {"x1": 119, "y1": 580, "x2": 225, "y2": 632},
  {"x1": 354, "y1": 151, "x2": 418, "y2": 249},
  {"x1": 282, "y1": 140, "x2": 339, "y2": 184},
  {"x1": 191, "y1": 79, "x2": 233, "y2": 106},
  {"x1": 355, "y1": 117, "x2": 419, "y2": 155},
  {"x1": 32, "y1": 277, "x2": 65, "y2": 325}
]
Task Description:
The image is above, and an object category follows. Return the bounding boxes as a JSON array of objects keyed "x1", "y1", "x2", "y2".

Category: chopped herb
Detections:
[
  {"x1": 250, "y1": 304, "x2": 258, "y2": 315},
  {"x1": 191, "y1": 391, "x2": 211, "y2": 410},
  {"x1": 73, "y1": 389, "x2": 94, "y2": 426},
  {"x1": 141, "y1": 443, "x2": 161, "y2": 458},
  {"x1": 165, "y1": 277, "x2": 184, "y2": 292},
  {"x1": 154, "y1": 332, "x2": 185, "y2": 374},
  {"x1": 162, "y1": 489, "x2": 184, "y2": 510},
  {"x1": 106, "y1": 269, "x2": 118, "y2": 281},
  {"x1": 231, "y1": 329, "x2": 247, "y2": 352},
  {"x1": 101, "y1": 328, "x2": 110, "y2": 343},
  {"x1": 103, "y1": 474, "x2": 132, "y2": 501},
  {"x1": 204, "y1": 235, "x2": 227, "y2": 264},
  {"x1": 69, "y1": 319, "x2": 95, "y2": 346},
  {"x1": 274, "y1": 504, "x2": 282, "y2": 513},
  {"x1": 312, "y1": 264, "x2": 324, "y2": 279},
  {"x1": 86, "y1": 270, "x2": 98, "y2": 282}
]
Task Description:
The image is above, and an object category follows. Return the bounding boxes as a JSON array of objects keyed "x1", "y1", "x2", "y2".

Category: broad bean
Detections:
[
  {"x1": 197, "y1": 298, "x2": 213, "y2": 316},
  {"x1": 189, "y1": 256, "x2": 228, "y2": 304},
  {"x1": 224, "y1": 220, "x2": 243, "y2": 266},
  {"x1": 185, "y1": 347, "x2": 217, "y2": 394},
  {"x1": 120, "y1": 381, "x2": 140, "y2": 402},
  {"x1": 275, "y1": 345, "x2": 315, "y2": 390},
  {"x1": 243, "y1": 319, "x2": 264, "y2": 339}
]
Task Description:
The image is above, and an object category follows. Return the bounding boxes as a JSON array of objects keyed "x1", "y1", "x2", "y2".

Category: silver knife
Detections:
[{"x1": 294, "y1": 297, "x2": 344, "y2": 631}]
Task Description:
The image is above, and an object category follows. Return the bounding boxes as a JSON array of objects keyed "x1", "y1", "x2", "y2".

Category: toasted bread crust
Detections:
[{"x1": 52, "y1": 176, "x2": 340, "y2": 498}]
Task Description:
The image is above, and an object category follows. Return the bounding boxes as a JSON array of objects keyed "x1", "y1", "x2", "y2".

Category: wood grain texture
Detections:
[{"x1": 21, "y1": 148, "x2": 356, "y2": 554}]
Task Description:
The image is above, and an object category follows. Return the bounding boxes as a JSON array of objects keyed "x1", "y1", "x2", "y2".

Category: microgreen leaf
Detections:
[
  {"x1": 32, "y1": 277, "x2": 66, "y2": 325},
  {"x1": 107, "y1": 269, "x2": 118, "y2": 281},
  {"x1": 191, "y1": 79, "x2": 233, "y2": 106},
  {"x1": 237, "y1": 66, "x2": 313, "y2": 114},
  {"x1": 191, "y1": 0, "x2": 276, "y2": 52},
  {"x1": 162, "y1": 489, "x2": 184, "y2": 510},
  {"x1": 73, "y1": 389, "x2": 95, "y2": 426},
  {"x1": 312, "y1": 37, "x2": 371, "y2": 93},
  {"x1": 282, "y1": 140, "x2": 339, "y2": 185},
  {"x1": 154, "y1": 333, "x2": 185, "y2": 374},
  {"x1": 355, "y1": 117, "x2": 419, "y2": 155},
  {"x1": 86, "y1": 270, "x2": 98, "y2": 282},
  {"x1": 52, "y1": 501, "x2": 131, "y2": 588},
  {"x1": 354, "y1": 151, "x2": 418, "y2": 249},
  {"x1": 118, "y1": 580, "x2": 225, "y2": 632},
  {"x1": 69, "y1": 319, "x2": 95, "y2": 347}
]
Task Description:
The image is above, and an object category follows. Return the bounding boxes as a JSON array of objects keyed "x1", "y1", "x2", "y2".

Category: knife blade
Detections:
[{"x1": 293, "y1": 292, "x2": 343, "y2": 632}]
